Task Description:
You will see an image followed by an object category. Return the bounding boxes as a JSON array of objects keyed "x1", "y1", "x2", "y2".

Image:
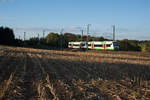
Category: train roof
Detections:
[{"x1": 69, "y1": 41, "x2": 118, "y2": 43}]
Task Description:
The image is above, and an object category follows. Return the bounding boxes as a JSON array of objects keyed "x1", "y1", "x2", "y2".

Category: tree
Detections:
[
  {"x1": 91, "y1": 36, "x2": 106, "y2": 41},
  {"x1": 27, "y1": 37, "x2": 39, "y2": 45},
  {"x1": 63, "y1": 33, "x2": 78, "y2": 47},
  {"x1": 46, "y1": 33, "x2": 59, "y2": 47},
  {"x1": 39, "y1": 38, "x2": 46, "y2": 45},
  {"x1": 0, "y1": 26, "x2": 15, "y2": 45},
  {"x1": 64, "y1": 33, "x2": 77, "y2": 42}
]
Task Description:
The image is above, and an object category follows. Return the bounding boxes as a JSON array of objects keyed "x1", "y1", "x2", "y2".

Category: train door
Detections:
[
  {"x1": 91, "y1": 43, "x2": 94, "y2": 49},
  {"x1": 72, "y1": 43, "x2": 73, "y2": 48},
  {"x1": 103, "y1": 43, "x2": 106, "y2": 51},
  {"x1": 80, "y1": 43, "x2": 82, "y2": 49}
]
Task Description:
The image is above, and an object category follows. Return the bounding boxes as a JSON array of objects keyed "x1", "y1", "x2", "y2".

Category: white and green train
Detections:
[{"x1": 68, "y1": 41, "x2": 119, "y2": 51}]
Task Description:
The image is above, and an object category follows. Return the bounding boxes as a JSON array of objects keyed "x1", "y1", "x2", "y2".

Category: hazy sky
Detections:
[{"x1": 0, "y1": 0, "x2": 150, "y2": 40}]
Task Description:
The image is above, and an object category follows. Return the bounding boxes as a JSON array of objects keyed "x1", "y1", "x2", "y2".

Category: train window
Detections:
[
  {"x1": 94, "y1": 44, "x2": 103, "y2": 47},
  {"x1": 106, "y1": 44, "x2": 111, "y2": 47},
  {"x1": 88, "y1": 44, "x2": 91, "y2": 46},
  {"x1": 73, "y1": 44, "x2": 80, "y2": 46},
  {"x1": 82, "y1": 44, "x2": 85, "y2": 46}
]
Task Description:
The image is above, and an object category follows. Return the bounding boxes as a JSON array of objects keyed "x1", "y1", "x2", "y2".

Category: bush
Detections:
[
  {"x1": 118, "y1": 39, "x2": 140, "y2": 51},
  {"x1": 141, "y1": 43, "x2": 150, "y2": 52}
]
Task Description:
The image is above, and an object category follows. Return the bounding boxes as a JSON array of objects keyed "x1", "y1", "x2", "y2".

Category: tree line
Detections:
[{"x1": 0, "y1": 26, "x2": 150, "y2": 52}]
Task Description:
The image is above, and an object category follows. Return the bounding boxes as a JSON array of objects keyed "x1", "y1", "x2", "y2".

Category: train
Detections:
[{"x1": 68, "y1": 41, "x2": 119, "y2": 51}]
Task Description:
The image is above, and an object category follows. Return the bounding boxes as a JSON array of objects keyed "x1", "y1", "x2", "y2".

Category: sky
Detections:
[{"x1": 0, "y1": 0, "x2": 150, "y2": 40}]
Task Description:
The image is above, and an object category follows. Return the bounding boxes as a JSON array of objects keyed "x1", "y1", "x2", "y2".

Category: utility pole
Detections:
[
  {"x1": 87, "y1": 24, "x2": 91, "y2": 50},
  {"x1": 43, "y1": 30, "x2": 45, "y2": 38},
  {"x1": 24, "y1": 32, "x2": 26, "y2": 41},
  {"x1": 24, "y1": 32, "x2": 26, "y2": 46},
  {"x1": 19, "y1": 35, "x2": 21, "y2": 40},
  {"x1": 60, "y1": 29, "x2": 64, "y2": 50},
  {"x1": 113, "y1": 25, "x2": 115, "y2": 41},
  {"x1": 38, "y1": 33, "x2": 39, "y2": 39},
  {"x1": 37, "y1": 33, "x2": 40, "y2": 45},
  {"x1": 81, "y1": 29, "x2": 83, "y2": 41}
]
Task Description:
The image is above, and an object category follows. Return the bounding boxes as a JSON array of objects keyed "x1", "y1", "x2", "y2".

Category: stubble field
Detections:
[{"x1": 0, "y1": 46, "x2": 150, "y2": 100}]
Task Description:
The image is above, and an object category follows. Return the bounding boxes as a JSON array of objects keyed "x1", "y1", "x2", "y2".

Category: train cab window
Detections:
[
  {"x1": 106, "y1": 44, "x2": 111, "y2": 47},
  {"x1": 113, "y1": 42, "x2": 118, "y2": 46},
  {"x1": 94, "y1": 44, "x2": 103, "y2": 47}
]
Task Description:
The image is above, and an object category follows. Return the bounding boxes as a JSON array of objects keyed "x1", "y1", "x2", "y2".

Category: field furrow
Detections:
[{"x1": 0, "y1": 46, "x2": 150, "y2": 100}]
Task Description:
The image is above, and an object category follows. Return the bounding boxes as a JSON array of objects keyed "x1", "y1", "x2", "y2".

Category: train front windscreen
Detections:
[{"x1": 113, "y1": 42, "x2": 119, "y2": 50}]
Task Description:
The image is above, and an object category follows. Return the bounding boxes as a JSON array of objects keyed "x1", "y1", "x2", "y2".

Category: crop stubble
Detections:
[{"x1": 0, "y1": 46, "x2": 150, "y2": 100}]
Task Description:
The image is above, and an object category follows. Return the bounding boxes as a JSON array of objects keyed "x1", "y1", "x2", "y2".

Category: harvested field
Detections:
[{"x1": 0, "y1": 46, "x2": 150, "y2": 100}]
